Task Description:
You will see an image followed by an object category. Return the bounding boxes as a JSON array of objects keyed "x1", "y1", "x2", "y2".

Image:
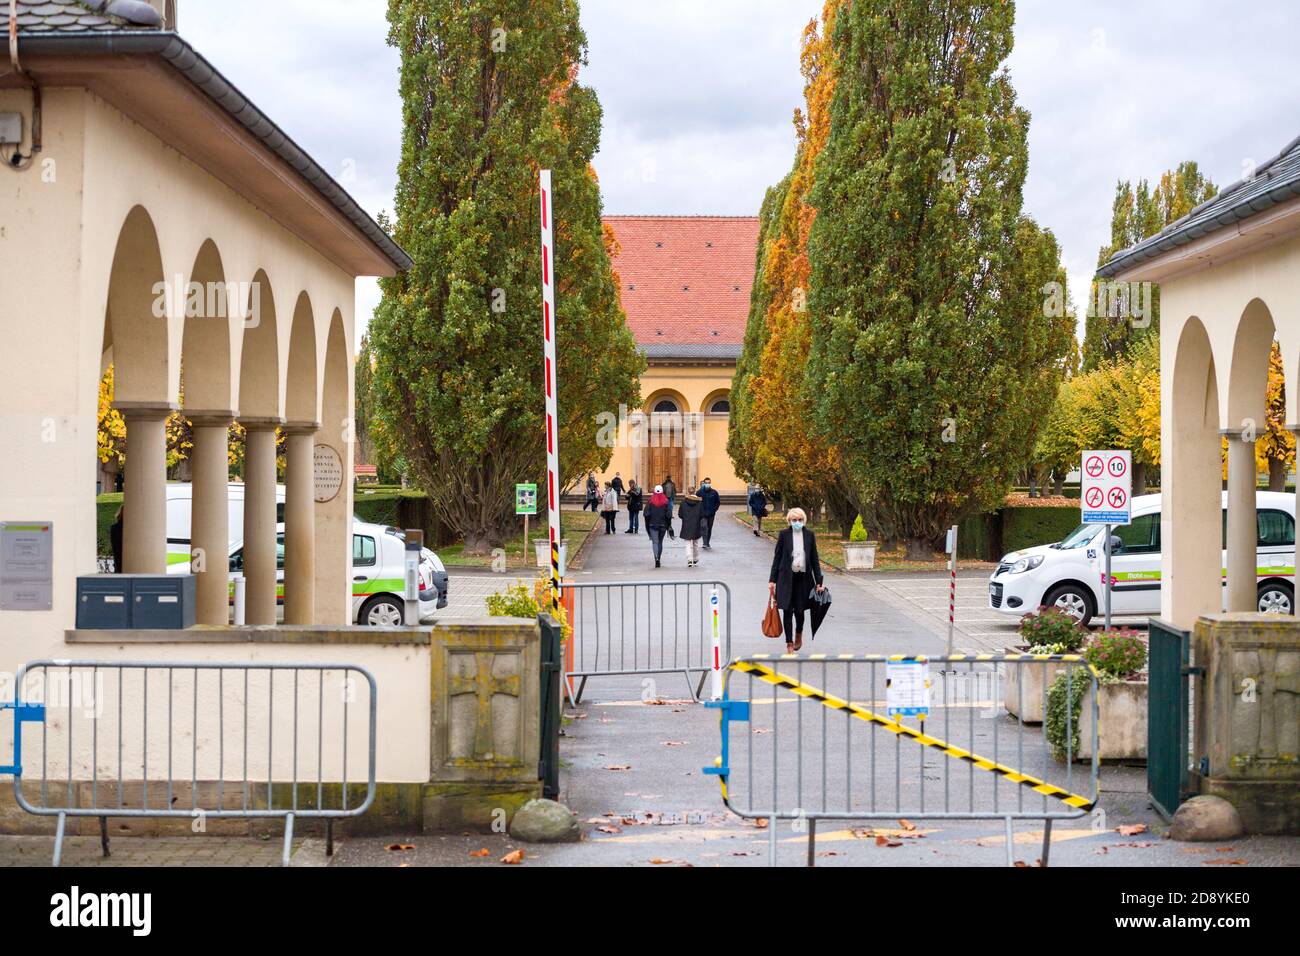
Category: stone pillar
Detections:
[
  {"x1": 1224, "y1": 431, "x2": 1257, "y2": 613},
  {"x1": 189, "y1": 412, "x2": 234, "y2": 625},
  {"x1": 283, "y1": 422, "x2": 318, "y2": 625},
  {"x1": 241, "y1": 420, "x2": 281, "y2": 625},
  {"x1": 118, "y1": 403, "x2": 173, "y2": 574},
  {"x1": 1193, "y1": 613, "x2": 1300, "y2": 834},
  {"x1": 425, "y1": 618, "x2": 542, "y2": 831}
]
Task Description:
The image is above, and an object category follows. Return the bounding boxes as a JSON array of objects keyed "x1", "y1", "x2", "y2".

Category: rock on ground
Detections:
[
  {"x1": 509, "y1": 799, "x2": 582, "y2": 843},
  {"x1": 1170, "y1": 795, "x2": 1244, "y2": 842}
]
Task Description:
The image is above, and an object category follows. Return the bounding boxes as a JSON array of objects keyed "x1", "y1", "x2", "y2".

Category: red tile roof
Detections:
[{"x1": 604, "y1": 216, "x2": 759, "y2": 348}]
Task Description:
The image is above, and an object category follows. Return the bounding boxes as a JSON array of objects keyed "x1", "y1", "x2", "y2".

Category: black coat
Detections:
[
  {"x1": 644, "y1": 501, "x2": 671, "y2": 530},
  {"x1": 677, "y1": 495, "x2": 704, "y2": 540},
  {"x1": 747, "y1": 490, "x2": 767, "y2": 516},
  {"x1": 769, "y1": 527, "x2": 823, "y2": 610},
  {"x1": 699, "y1": 487, "x2": 721, "y2": 517},
  {"x1": 612, "y1": 477, "x2": 624, "y2": 496},
  {"x1": 626, "y1": 489, "x2": 643, "y2": 513}
]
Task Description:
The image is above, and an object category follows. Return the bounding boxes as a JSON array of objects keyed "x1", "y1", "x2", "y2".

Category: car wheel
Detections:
[
  {"x1": 1043, "y1": 584, "x2": 1095, "y2": 627},
  {"x1": 1257, "y1": 581, "x2": 1293, "y2": 615},
  {"x1": 360, "y1": 595, "x2": 404, "y2": 627}
]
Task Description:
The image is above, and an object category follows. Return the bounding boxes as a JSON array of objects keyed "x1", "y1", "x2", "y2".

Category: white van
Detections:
[
  {"x1": 988, "y1": 491, "x2": 1295, "y2": 626},
  {"x1": 163, "y1": 482, "x2": 449, "y2": 625}
]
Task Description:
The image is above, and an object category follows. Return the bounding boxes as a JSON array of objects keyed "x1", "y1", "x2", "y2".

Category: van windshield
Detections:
[{"x1": 1056, "y1": 523, "x2": 1102, "y2": 550}]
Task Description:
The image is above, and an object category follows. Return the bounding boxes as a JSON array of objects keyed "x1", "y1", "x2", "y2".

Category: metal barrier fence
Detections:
[
  {"x1": 1, "y1": 660, "x2": 377, "y2": 866},
  {"x1": 706, "y1": 654, "x2": 1100, "y2": 866},
  {"x1": 564, "y1": 581, "x2": 730, "y2": 704}
]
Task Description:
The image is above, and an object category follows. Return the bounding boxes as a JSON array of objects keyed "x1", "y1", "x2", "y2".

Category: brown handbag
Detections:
[{"x1": 761, "y1": 595, "x2": 783, "y2": 638}]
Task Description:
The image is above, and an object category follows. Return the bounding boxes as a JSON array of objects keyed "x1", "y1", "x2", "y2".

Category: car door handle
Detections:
[{"x1": 353, "y1": 575, "x2": 367, "y2": 582}]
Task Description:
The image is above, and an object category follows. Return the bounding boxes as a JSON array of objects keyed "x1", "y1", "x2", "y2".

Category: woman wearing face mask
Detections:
[{"x1": 768, "y1": 507, "x2": 824, "y2": 652}]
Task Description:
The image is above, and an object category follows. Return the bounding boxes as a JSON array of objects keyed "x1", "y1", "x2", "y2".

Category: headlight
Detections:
[{"x1": 1009, "y1": 555, "x2": 1044, "y2": 574}]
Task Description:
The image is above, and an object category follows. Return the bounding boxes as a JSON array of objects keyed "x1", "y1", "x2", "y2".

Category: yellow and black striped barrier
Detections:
[{"x1": 705, "y1": 654, "x2": 1098, "y2": 813}]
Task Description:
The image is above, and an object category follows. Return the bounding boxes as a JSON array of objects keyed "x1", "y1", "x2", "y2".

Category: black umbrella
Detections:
[{"x1": 808, "y1": 584, "x2": 832, "y2": 637}]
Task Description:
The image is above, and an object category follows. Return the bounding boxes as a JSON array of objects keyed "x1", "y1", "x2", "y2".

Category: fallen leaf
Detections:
[
  {"x1": 500, "y1": 849, "x2": 525, "y2": 865},
  {"x1": 1203, "y1": 858, "x2": 1248, "y2": 866},
  {"x1": 469, "y1": 848, "x2": 490, "y2": 858},
  {"x1": 875, "y1": 835, "x2": 902, "y2": 848},
  {"x1": 650, "y1": 858, "x2": 692, "y2": 866},
  {"x1": 585, "y1": 817, "x2": 607, "y2": 824},
  {"x1": 1215, "y1": 846, "x2": 1237, "y2": 853},
  {"x1": 1113, "y1": 841, "x2": 1158, "y2": 849},
  {"x1": 385, "y1": 843, "x2": 415, "y2": 852},
  {"x1": 816, "y1": 851, "x2": 841, "y2": 857},
  {"x1": 1095, "y1": 846, "x2": 1109, "y2": 855},
  {"x1": 898, "y1": 819, "x2": 917, "y2": 831},
  {"x1": 1116, "y1": 824, "x2": 1148, "y2": 836},
  {"x1": 596, "y1": 826, "x2": 621, "y2": 834},
  {"x1": 753, "y1": 818, "x2": 769, "y2": 830},
  {"x1": 605, "y1": 765, "x2": 632, "y2": 771}
]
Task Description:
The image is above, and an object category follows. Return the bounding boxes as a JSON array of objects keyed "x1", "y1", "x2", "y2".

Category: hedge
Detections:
[{"x1": 958, "y1": 505, "x2": 1082, "y2": 561}]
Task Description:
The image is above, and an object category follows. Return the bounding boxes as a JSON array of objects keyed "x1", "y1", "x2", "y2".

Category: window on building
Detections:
[
  {"x1": 708, "y1": 397, "x2": 730, "y2": 414},
  {"x1": 653, "y1": 399, "x2": 679, "y2": 413}
]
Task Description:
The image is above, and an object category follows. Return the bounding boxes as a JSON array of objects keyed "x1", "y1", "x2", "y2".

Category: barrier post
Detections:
[{"x1": 710, "y1": 585, "x2": 722, "y2": 701}]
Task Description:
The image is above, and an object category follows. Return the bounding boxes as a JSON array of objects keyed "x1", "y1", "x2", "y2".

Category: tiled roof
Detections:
[
  {"x1": 1098, "y1": 133, "x2": 1300, "y2": 278},
  {"x1": 605, "y1": 215, "x2": 759, "y2": 348},
  {"x1": 14, "y1": 1, "x2": 162, "y2": 33},
  {"x1": 640, "y1": 342, "x2": 744, "y2": 361}
]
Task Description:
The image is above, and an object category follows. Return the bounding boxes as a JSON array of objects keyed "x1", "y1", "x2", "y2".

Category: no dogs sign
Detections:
[{"x1": 1081, "y1": 450, "x2": 1131, "y2": 526}]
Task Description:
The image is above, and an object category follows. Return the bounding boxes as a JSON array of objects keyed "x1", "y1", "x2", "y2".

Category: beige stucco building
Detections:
[
  {"x1": 1099, "y1": 133, "x2": 1300, "y2": 630},
  {"x1": 591, "y1": 216, "x2": 756, "y2": 496}
]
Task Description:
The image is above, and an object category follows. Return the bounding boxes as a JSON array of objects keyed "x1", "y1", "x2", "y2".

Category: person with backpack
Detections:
[
  {"x1": 644, "y1": 485, "x2": 672, "y2": 568},
  {"x1": 625, "y1": 480, "x2": 643, "y2": 534},
  {"x1": 698, "y1": 477, "x2": 720, "y2": 549},
  {"x1": 677, "y1": 487, "x2": 704, "y2": 568}
]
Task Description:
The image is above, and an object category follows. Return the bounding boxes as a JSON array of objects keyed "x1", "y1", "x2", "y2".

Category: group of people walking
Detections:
[{"x1": 583, "y1": 472, "x2": 722, "y2": 569}]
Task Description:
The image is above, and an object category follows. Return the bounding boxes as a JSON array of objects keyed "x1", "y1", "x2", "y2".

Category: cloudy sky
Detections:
[{"x1": 182, "y1": 0, "x2": 1298, "y2": 341}]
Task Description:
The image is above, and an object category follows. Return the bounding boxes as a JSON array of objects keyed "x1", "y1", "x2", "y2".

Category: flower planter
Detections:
[
  {"x1": 1002, "y1": 648, "x2": 1071, "y2": 724},
  {"x1": 1075, "y1": 679, "x2": 1147, "y2": 762},
  {"x1": 534, "y1": 539, "x2": 568, "y2": 576},
  {"x1": 844, "y1": 541, "x2": 878, "y2": 571}
]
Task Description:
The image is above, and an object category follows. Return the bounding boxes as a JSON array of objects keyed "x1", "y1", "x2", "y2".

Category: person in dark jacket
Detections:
[
  {"x1": 584, "y1": 473, "x2": 598, "y2": 512},
  {"x1": 662, "y1": 475, "x2": 677, "y2": 539},
  {"x1": 109, "y1": 505, "x2": 125, "y2": 573},
  {"x1": 624, "y1": 481, "x2": 643, "y2": 533},
  {"x1": 611, "y1": 472, "x2": 624, "y2": 502},
  {"x1": 747, "y1": 485, "x2": 768, "y2": 537},
  {"x1": 698, "y1": 477, "x2": 721, "y2": 549},
  {"x1": 677, "y1": 488, "x2": 704, "y2": 568},
  {"x1": 768, "y1": 507, "x2": 824, "y2": 653},
  {"x1": 644, "y1": 486, "x2": 672, "y2": 567}
]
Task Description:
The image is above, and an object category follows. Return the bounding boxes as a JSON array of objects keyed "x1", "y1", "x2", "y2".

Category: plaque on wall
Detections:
[
  {"x1": 313, "y1": 444, "x2": 344, "y2": 503},
  {"x1": 1, "y1": 521, "x2": 53, "y2": 611}
]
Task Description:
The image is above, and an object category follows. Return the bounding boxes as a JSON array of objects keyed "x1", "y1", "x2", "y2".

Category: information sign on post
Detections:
[{"x1": 1081, "y1": 450, "x2": 1132, "y2": 631}]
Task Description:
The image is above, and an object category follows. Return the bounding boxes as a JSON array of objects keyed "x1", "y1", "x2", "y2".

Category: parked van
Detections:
[
  {"x1": 163, "y1": 482, "x2": 448, "y2": 624},
  {"x1": 988, "y1": 491, "x2": 1295, "y2": 626}
]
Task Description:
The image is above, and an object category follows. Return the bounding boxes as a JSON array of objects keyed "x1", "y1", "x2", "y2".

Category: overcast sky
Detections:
[{"x1": 182, "y1": 0, "x2": 1299, "y2": 343}]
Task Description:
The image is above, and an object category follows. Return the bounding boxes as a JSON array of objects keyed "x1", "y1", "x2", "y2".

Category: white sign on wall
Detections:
[
  {"x1": 313, "y1": 444, "x2": 344, "y2": 503},
  {"x1": 1081, "y1": 449, "x2": 1132, "y2": 526}
]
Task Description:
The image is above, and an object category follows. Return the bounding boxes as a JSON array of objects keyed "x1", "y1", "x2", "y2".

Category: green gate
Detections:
[
  {"x1": 1147, "y1": 618, "x2": 1194, "y2": 820},
  {"x1": 538, "y1": 614, "x2": 563, "y2": 800}
]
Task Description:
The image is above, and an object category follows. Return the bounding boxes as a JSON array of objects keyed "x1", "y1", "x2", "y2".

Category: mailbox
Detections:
[{"x1": 75, "y1": 575, "x2": 196, "y2": 630}]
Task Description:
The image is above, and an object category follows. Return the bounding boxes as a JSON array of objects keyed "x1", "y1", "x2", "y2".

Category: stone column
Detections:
[
  {"x1": 241, "y1": 420, "x2": 281, "y2": 625},
  {"x1": 1224, "y1": 429, "x2": 1257, "y2": 613},
  {"x1": 118, "y1": 403, "x2": 173, "y2": 574},
  {"x1": 189, "y1": 412, "x2": 234, "y2": 625},
  {"x1": 283, "y1": 422, "x2": 318, "y2": 625}
]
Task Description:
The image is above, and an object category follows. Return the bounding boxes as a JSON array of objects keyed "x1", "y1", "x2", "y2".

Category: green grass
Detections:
[{"x1": 436, "y1": 509, "x2": 600, "y2": 568}]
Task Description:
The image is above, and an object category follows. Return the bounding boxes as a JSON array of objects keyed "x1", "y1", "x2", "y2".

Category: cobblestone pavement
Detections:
[{"x1": 0, "y1": 836, "x2": 330, "y2": 867}]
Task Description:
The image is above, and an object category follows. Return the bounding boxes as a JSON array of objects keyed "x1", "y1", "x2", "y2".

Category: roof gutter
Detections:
[{"x1": 18, "y1": 30, "x2": 412, "y2": 272}]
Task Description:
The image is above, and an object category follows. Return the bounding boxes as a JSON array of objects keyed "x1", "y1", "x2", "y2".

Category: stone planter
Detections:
[
  {"x1": 1075, "y1": 680, "x2": 1148, "y2": 762},
  {"x1": 844, "y1": 541, "x2": 878, "y2": 571},
  {"x1": 1002, "y1": 648, "x2": 1071, "y2": 724},
  {"x1": 534, "y1": 539, "x2": 567, "y2": 576}
]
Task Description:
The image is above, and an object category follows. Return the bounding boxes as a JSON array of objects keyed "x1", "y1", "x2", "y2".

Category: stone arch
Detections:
[
  {"x1": 238, "y1": 269, "x2": 280, "y2": 418},
  {"x1": 103, "y1": 205, "x2": 170, "y2": 405},
  {"x1": 644, "y1": 387, "x2": 690, "y2": 415},
  {"x1": 1226, "y1": 297, "x2": 1277, "y2": 431},
  {"x1": 315, "y1": 309, "x2": 353, "y2": 624},
  {"x1": 179, "y1": 239, "x2": 235, "y2": 413},
  {"x1": 701, "y1": 388, "x2": 731, "y2": 415},
  {"x1": 285, "y1": 291, "x2": 318, "y2": 424},
  {"x1": 1165, "y1": 316, "x2": 1223, "y2": 625}
]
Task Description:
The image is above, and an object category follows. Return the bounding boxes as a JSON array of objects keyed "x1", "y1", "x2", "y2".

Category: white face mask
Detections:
[{"x1": 791, "y1": 521, "x2": 804, "y2": 531}]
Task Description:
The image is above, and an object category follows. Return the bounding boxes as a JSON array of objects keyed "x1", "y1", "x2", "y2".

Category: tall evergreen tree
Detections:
[
  {"x1": 807, "y1": 0, "x2": 1073, "y2": 558},
  {"x1": 370, "y1": 0, "x2": 642, "y2": 553},
  {"x1": 1082, "y1": 161, "x2": 1216, "y2": 369}
]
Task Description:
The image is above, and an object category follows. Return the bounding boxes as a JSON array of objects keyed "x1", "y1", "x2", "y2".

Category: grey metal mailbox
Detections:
[{"x1": 75, "y1": 575, "x2": 197, "y2": 630}]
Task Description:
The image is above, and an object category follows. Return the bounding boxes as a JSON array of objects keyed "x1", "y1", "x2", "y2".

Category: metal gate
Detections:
[
  {"x1": 1147, "y1": 618, "x2": 1196, "y2": 820},
  {"x1": 538, "y1": 615, "x2": 563, "y2": 800},
  {"x1": 2, "y1": 660, "x2": 378, "y2": 866},
  {"x1": 706, "y1": 653, "x2": 1101, "y2": 866}
]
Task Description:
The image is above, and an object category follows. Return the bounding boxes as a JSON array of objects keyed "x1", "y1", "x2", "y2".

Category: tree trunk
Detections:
[
  {"x1": 825, "y1": 482, "x2": 858, "y2": 541},
  {"x1": 1269, "y1": 457, "x2": 1287, "y2": 492},
  {"x1": 905, "y1": 537, "x2": 937, "y2": 562},
  {"x1": 1027, "y1": 477, "x2": 1038, "y2": 499},
  {"x1": 1052, "y1": 473, "x2": 1064, "y2": 497},
  {"x1": 1133, "y1": 462, "x2": 1147, "y2": 496}
]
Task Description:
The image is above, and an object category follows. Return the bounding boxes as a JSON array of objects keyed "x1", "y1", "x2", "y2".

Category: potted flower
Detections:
[
  {"x1": 1046, "y1": 629, "x2": 1148, "y2": 762},
  {"x1": 842, "y1": 520, "x2": 878, "y2": 570},
  {"x1": 1003, "y1": 607, "x2": 1088, "y2": 723}
]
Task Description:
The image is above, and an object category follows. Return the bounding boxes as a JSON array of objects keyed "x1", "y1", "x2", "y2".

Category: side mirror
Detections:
[{"x1": 1107, "y1": 535, "x2": 1123, "y2": 555}]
